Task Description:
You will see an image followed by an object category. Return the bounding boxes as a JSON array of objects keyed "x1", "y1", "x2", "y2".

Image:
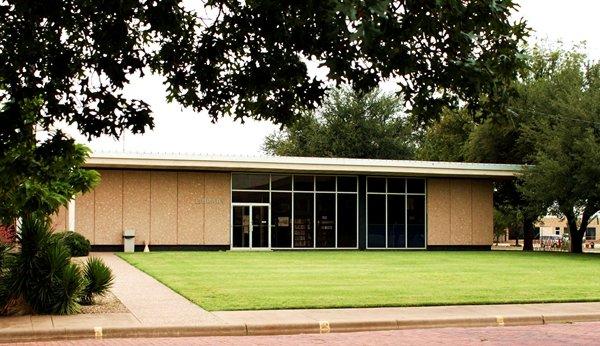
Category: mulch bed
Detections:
[{"x1": 80, "y1": 291, "x2": 129, "y2": 314}]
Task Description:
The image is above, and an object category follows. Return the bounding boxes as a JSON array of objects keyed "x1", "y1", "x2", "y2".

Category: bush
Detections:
[
  {"x1": 81, "y1": 257, "x2": 114, "y2": 305},
  {"x1": 0, "y1": 215, "x2": 112, "y2": 315},
  {"x1": 54, "y1": 231, "x2": 91, "y2": 257},
  {"x1": 2, "y1": 214, "x2": 84, "y2": 315}
]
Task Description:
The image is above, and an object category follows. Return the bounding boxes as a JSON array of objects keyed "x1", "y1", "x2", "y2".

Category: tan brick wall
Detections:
[
  {"x1": 74, "y1": 169, "x2": 231, "y2": 246},
  {"x1": 427, "y1": 178, "x2": 493, "y2": 246}
]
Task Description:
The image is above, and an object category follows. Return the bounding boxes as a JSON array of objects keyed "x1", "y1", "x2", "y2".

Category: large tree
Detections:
[
  {"x1": 264, "y1": 88, "x2": 416, "y2": 159},
  {"x1": 518, "y1": 48, "x2": 600, "y2": 253},
  {"x1": 1, "y1": 0, "x2": 527, "y2": 219},
  {"x1": 1, "y1": 0, "x2": 528, "y2": 131}
]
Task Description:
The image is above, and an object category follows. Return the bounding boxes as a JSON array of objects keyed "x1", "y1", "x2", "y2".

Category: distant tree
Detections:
[
  {"x1": 264, "y1": 88, "x2": 416, "y2": 159},
  {"x1": 518, "y1": 48, "x2": 600, "y2": 253},
  {"x1": 493, "y1": 208, "x2": 523, "y2": 245},
  {"x1": 416, "y1": 108, "x2": 474, "y2": 162}
]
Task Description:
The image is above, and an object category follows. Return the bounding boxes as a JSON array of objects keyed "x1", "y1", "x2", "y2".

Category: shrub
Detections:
[
  {"x1": 2, "y1": 214, "x2": 84, "y2": 315},
  {"x1": 54, "y1": 231, "x2": 91, "y2": 257},
  {"x1": 81, "y1": 257, "x2": 114, "y2": 305}
]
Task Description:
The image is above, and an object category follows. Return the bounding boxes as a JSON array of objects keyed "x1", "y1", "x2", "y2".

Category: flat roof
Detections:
[{"x1": 86, "y1": 152, "x2": 521, "y2": 178}]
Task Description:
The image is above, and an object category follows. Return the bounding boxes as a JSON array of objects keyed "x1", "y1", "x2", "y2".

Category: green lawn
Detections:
[{"x1": 117, "y1": 251, "x2": 600, "y2": 311}]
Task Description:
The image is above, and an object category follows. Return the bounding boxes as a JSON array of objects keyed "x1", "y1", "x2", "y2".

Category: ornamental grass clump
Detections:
[{"x1": 81, "y1": 257, "x2": 114, "y2": 305}]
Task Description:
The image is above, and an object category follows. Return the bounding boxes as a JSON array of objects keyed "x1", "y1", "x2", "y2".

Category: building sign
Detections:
[{"x1": 196, "y1": 196, "x2": 223, "y2": 205}]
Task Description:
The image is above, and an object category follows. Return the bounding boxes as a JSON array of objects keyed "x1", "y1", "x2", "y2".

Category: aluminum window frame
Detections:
[
  {"x1": 365, "y1": 176, "x2": 427, "y2": 250},
  {"x1": 231, "y1": 173, "x2": 359, "y2": 250}
]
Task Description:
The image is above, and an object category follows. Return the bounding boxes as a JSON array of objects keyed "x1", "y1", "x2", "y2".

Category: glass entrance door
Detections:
[
  {"x1": 232, "y1": 204, "x2": 270, "y2": 248},
  {"x1": 251, "y1": 206, "x2": 269, "y2": 248}
]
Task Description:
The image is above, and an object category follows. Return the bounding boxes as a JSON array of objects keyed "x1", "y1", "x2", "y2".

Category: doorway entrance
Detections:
[{"x1": 232, "y1": 204, "x2": 270, "y2": 248}]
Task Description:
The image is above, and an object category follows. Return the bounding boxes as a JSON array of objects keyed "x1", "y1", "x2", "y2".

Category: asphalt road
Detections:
[{"x1": 14, "y1": 321, "x2": 600, "y2": 345}]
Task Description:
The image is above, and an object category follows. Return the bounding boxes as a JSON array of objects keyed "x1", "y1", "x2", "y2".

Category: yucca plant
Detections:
[
  {"x1": 3, "y1": 213, "x2": 85, "y2": 315},
  {"x1": 51, "y1": 262, "x2": 85, "y2": 315},
  {"x1": 81, "y1": 257, "x2": 114, "y2": 305}
]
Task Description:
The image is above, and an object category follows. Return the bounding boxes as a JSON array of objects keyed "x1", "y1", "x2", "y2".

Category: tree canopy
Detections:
[
  {"x1": 1, "y1": 0, "x2": 528, "y2": 139},
  {"x1": 264, "y1": 88, "x2": 416, "y2": 159},
  {"x1": 518, "y1": 47, "x2": 600, "y2": 253}
]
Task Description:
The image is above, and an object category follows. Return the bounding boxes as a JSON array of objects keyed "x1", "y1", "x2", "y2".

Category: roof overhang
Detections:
[{"x1": 85, "y1": 153, "x2": 521, "y2": 178}]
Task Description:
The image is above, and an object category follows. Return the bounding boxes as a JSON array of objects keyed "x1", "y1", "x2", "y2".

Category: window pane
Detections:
[
  {"x1": 232, "y1": 206, "x2": 250, "y2": 247},
  {"x1": 315, "y1": 194, "x2": 335, "y2": 247},
  {"x1": 387, "y1": 195, "x2": 406, "y2": 248},
  {"x1": 367, "y1": 194, "x2": 386, "y2": 247},
  {"x1": 337, "y1": 176, "x2": 357, "y2": 192},
  {"x1": 271, "y1": 174, "x2": 292, "y2": 190},
  {"x1": 232, "y1": 173, "x2": 269, "y2": 190},
  {"x1": 407, "y1": 179, "x2": 425, "y2": 193},
  {"x1": 337, "y1": 194, "x2": 357, "y2": 247},
  {"x1": 271, "y1": 193, "x2": 292, "y2": 247},
  {"x1": 586, "y1": 227, "x2": 596, "y2": 240},
  {"x1": 407, "y1": 195, "x2": 425, "y2": 248},
  {"x1": 294, "y1": 175, "x2": 314, "y2": 191},
  {"x1": 367, "y1": 177, "x2": 386, "y2": 192},
  {"x1": 232, "y1": 191, "x2": 269, "y2": 203},
  {"x1": 316, "y1": 176, "x2": 336, "y2": 191},
  {"x1": 293, "y1": 193, "x2": 313, "y2": 247},
  {"x1": 388, "y1": 178, "x2": 405, "y2": 193}
]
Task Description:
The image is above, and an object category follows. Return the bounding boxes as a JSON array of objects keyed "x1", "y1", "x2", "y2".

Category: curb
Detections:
[{"x1": 2, "y1": 313, "x2": 600, "y2": 343}]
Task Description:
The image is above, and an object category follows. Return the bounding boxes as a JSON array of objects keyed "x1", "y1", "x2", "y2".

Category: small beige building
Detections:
[
  {"x1": 51, "y1": 154, "x2": 520, "y2": 250},
  {"x1": 536, "y1": 216, "x2": 600, "y2": 241}
]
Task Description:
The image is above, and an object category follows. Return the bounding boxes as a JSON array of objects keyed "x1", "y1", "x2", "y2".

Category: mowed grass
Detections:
[{"x1": 117, "y1": 251, "x2": 600, "y2": 311}]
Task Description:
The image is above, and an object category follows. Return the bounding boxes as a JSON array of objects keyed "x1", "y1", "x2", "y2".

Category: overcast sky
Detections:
[{"x1": 71, "y1": 0, "x2": 600, "y2": 156}]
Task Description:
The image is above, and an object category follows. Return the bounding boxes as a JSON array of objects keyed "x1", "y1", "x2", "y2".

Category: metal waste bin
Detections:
[{"x1": 123, "y1": 229, "x2": 135, "y2": 253}]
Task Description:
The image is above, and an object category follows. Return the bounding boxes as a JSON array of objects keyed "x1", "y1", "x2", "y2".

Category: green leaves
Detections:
[
  {"x1": 264, "y1": 87, "x2": 416, "y2": 159},
  {"x1": 1, "y1": 0, "x2": 528, "y2": 139},
  {"x1": 0, "y1": 214, "x2": 109, "y2": 315},
  {"x1": 3, "y1": 214, "x2": 85, "y2": 315},
  {"x1": 0, "y1": 120, "x2": 99, "y2": 223},
  {"x1": 81, "y1": 257, "x2": 115, "y2": 305}
]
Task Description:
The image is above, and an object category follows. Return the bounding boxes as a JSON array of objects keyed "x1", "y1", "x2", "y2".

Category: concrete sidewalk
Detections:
[
  {"x1": 93, "y1": 253, "x2": 223, "y2": 327},
  {"x1": 1, "y1": 253, "x2": 600, "y2": 342}
]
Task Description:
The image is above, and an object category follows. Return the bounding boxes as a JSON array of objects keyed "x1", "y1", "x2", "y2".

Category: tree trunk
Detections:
[
  {"x1": 522, "y1": 216, "x2": 535, "y2": 251},
  {"x1": 568, "y1": 205, "x2": 597, "y2": 253},
  {"x1": 570, "y1": 230, "x2": 583, "y2": 253}
]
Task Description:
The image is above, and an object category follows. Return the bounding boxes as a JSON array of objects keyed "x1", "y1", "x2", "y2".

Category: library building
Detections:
[{"x1": 51, "y1": 153, "x2": 520, "y2": 251}]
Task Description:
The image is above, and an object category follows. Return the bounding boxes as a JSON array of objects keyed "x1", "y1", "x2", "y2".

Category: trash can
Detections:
[{"x1": 123, "y1": 229, "x2": 135, "y2": 253}]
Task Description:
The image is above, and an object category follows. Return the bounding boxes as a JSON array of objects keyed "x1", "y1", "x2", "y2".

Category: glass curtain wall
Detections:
[
  {"x1": 366, "y1": 177, "x2": 426, "y2": 249},
  {"x1": 232, "y1": 173, "x2": 358, "y2": 248}
]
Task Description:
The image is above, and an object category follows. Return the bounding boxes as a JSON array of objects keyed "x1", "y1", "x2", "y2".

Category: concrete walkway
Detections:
[
  {"x1": 93, "y1": 253, "x2": 222, "y2": 327},
  {"x1": 2, "y1": 253, "x2": 600, "y2": 342}
]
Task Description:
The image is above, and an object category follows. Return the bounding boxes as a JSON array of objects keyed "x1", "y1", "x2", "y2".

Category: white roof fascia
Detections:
[{"x1": 85, "y1": 152, "x2": 521, "y2": 178}]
